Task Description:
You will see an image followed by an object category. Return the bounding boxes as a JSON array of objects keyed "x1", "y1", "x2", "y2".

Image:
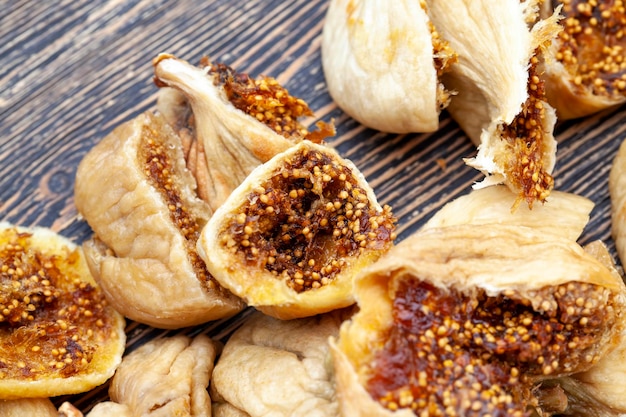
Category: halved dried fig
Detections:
[
  {"x1": 423, "y1": 185, "x2": 594, "y2": 241},
  {"x1": 0, "y1": 222, "x2": 126, "y2": 399},
  {"x1": 211, "y1": 309, "x2": 351, "y2": 417},
  {"x1": 527, "y1": 240, "x2": 626, "y2": 416},
  {"x1": 197, "y1": 140, "x2": 396, "y2": 319},
  {"x1": 540, "y1": 0, "x2": 626, "y2": 119},
  {"x1": 426, "y1": 0, "x2": 561, "y2": 207},
  {"x1": 153, "y1": 54, "x2": 334, "y2": 212},
  {"x1": 74, "y1": 111, "x2": 244, "y2": 328},
  {"x1": 331, "y1": 224, "x2": 626, "y2": 416},
  {"x1": 321, "y1": 0, "x2": 456, "y2": 133}
]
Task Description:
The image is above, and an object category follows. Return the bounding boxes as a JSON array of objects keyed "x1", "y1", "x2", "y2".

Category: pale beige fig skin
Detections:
[
  {"x1": 425, "y1": 0, "x2": 559, "y2": 196},
  {"x1": 332, "y1": 224, "x2": 626, "y2": 416},
  {"x1": 0, "y1": 223, "x2": 126, "y2": 400},
  {"x1": 602, "y1": 139, "x2": 626, "y2": 412},
  {"x1": 66, "y1": 335, "x2": 218, "y2": 417},
  {"x1": 197, "y1": 141, "x2": 390, "y2": 320},
  {"x1": 0, "y1": 398, "x2": 59, "y2": 417},
  {"x1": 321, "y1": 0, "x2": 441, "y2": 133},
  {"x1": 211, "y1": 310, "x2": 349, "y2": 417},
  {"x1": 424, "y1": 185, "x2": 594, "y2": 241},
  {"x1": 59, "y1": 401, "x2": 131, "y2": 417},
  {"x1": 75, "y1": 111, "x2": 244, "y2": 328},
  {"x1": 212, "y1": 403, "x2": 250, "y2": 417},
  {"x1": 609, "y1": 138, "x2": 626, "y2": 267},
  {"x1": 573, "y1": 335, "x2": 626, "y2": 413},
  {"x1": 103, "y1": 335, "x2": 217, "y2": 417},
  {"x1": 153, "y1": 54, "x2": 295, "y2": 213}
]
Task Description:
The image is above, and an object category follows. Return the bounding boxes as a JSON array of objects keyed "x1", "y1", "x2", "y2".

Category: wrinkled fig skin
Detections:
[
  {"x1": 0, "y1": 398, "x2": 59, "y2": 417},
  {"x1": 540, "y1": 0, "x2": 626, "y2": 120},
  {"x1": 331, "y1": 224, "x2": 626, "y2": 416},
  {"x1": 61, "y1": 335, "x2": 218, "y2": 417},
  {"x1": 59, "y1": 401, "x2": 130, "y2": 417},
  {"x1": 610, "y1": 138, "x2": 626, "y2": 268},
  {"x1": 322, "y1": 0, "x2": 444, "y2": 133},
  {"x1": 106, "y1": 335, "x2": 217, "y2": 417},
  {"x1": 423, "y1": 185, "x2": 594, "y2": 241},
  {"x1": 425, "y1": 0, "x2": 560, "y2": 207},
  {"x1": 153, "y1": 54, "x2": 296, "y2": 213},
  {"x1": 75, "y1": 111, "x2": 244, "y2": 329},
  {"x1": 211, "y1": 310, "x2": 351, "y2": 417}
]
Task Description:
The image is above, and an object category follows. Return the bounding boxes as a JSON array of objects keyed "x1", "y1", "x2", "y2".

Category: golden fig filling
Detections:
[
  {"x1": 140, "y1": 124, "x2": 225, "y2": 294},
  {"x1": 501, "y1": 54, "x2": 554, "y2": 207},
  {"x1": 555, "y1": 0, "x2": 626, "y2": 98},
  {"x1": 365, "y1": 278, "x2": 615, "y2": 415},
  {"x1": 200, "y1": 57, "x2": 335, "y2": 143},
  {"x1": 0, "y1": 229, "x2": 116, "y2": 379},
  {"x1": 221, "y1": 147, "x2": 396, "y2": 293}
]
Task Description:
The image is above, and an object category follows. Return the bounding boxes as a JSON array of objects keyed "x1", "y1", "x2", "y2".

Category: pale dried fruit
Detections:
[
  {"x1": 540, "y1": 0, "x2": 626, "y2": 119},
  {"x1": 67, "y1": 335, "x2": 218, "y2": 417},
  {"x1": 331, "y1": 224, "x2": 626, "y2": 416},
  {"x1": 106, "y1": 334, "x2": 217, "y2": 417},
  {"x1": 153, "y1": 54, "x2": 334, "y2": 213},
  {"x1": 0, "y1": 222, "x2": 125, "y2": 399},
  {"x1": 423, "y1": 185, "x2": 594, "y2": 241},
  {"x1": 197, "y1": 140, "x2": 396, "y2": 319},
  {"x1": 321, "y1": 0, "x2": 456, "y2": 133},
  {"x1": 610, "y1": 137, "x2": 626, "y2": 266},
  {"x1": 528, "y1": 240, "x2": 626, "y2": 416},
  {"x1": 59, "y1": 401, "x2": 130, "y2": 417},
  {"x1": 0, "y1": 398, "x2": 58, "y2": 417},
  {"x1": 75, "y1": 111, "x2": 244, "y2": 328},
  {"x1": 426, "y1": 0, "x2": 561, "y2": 207},
  {"x1": 211, "y1": 309, "x2": 351, "y2": 417}
]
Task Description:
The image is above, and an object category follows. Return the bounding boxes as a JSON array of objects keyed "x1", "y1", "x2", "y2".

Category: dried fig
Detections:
[
  {"x1": 426, "y1": 0, "x2": 561, "y2": 207},
  {"x1": 153, "y1": 54, "x2": 334, "y2": 213},
  {"x1": 423, "y1": 185, "x2": 594, "y2": 241},
  {"x1": 58, "y1": 335, "x2": 218, "y2": 417},
  {"x1": 197, "y1": 140, "x2": 396, "y2": 319},
  {"x1": 75, "y1": 111, "x2": 244, "y2": 328},
  {"x1": 105, "y1": 334, "x2": 217, "y2": 417},
  {"x1": 0, "y1": 398, "x2": 59, "y2": 417},
  {"x1": 331, "y1": 224, "x2": 626, "y2": 416},
  {"x1": 211, "y1": 309, "x2": 351, "y2": 417},
  {"x1": 609, "y1": 136, "x2": 626, "y2": 266},
  {"x1": 540, "y1": 0, "x2": 626, "y2": 119},
  {"x1": 0, "y1": 222, "x2": 125, "y2": 399},
  {"x1": 321, "y1": 0, "x2": 455, "y2": 133}
]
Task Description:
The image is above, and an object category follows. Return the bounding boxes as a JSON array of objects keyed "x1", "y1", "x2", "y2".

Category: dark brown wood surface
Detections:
[{"x1": 1, "y1": 0, "x2": 625, "y2": 412}]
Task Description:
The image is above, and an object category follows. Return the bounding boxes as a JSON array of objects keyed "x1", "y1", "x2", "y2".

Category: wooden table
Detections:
[{"x1": 2, "y1": 0, "x2": 625, "y2": 412}]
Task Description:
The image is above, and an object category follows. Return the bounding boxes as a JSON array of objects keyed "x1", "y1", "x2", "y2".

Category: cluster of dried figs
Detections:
[
  {"x1": 2, "y1": 50, "x2": 399, "y2": 415},
  {"x1": 322, "y1": 0, "x2": 626, "y2": 209},
  {"x1": 2, "y1": 0, "x2": 626, "y2": 416}
]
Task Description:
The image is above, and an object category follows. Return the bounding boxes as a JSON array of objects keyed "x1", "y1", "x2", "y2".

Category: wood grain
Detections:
[{"x1": 1, "y1": 0, "x2": 626, "y2": 412}]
